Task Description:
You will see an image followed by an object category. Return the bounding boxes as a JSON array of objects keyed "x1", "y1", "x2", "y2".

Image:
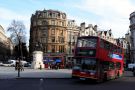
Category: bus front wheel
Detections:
[{"x1": 103, "y1": 73, "x2": 107, "y2": 81}]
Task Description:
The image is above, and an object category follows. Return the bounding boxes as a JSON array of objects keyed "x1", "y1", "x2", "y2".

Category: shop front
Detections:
[{"x1": 43, "y1": 53, "x2": 65, "y2": 69}]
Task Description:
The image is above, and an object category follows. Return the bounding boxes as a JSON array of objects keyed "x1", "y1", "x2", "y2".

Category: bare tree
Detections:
[
  {"x1": 7, "y1": 20, "x2": 26, "y2": 77},
  {"x1": 7, "y1": 20, "x2": 26, "y2": 45}
]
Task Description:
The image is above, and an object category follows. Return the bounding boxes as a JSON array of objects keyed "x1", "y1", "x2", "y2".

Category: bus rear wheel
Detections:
[
  {"x1": 97, "y1": 75, "x2": 105, "y2": 83},
  {"x1": 96, "y1": 78, "x2": 103, "y2": 83},
  {"x1": 103, "y1": 73, "x2": 107, "y2": 81}
]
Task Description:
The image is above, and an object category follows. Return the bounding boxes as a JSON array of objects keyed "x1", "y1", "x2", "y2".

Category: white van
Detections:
[
  {"x1": 7, "y1": 60, "x2": 27, "y2": 67},
  {"x1": 128, "y1": 63, "x2": 135, "y2": 71},
  {"x1": 21, "y1": 60, "x2": 27, "y2": 66}
]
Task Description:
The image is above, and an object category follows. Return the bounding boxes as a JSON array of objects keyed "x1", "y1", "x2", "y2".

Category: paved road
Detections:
[
  {"x1": 0, "y1": 73, "x2": 135, "y2": 90},
  {"x1": 0, "y1": 66, "x2": 72, "y2": 79},
  {"x1": 0, "y1": 67, "x2": 135, "y2": 90}
]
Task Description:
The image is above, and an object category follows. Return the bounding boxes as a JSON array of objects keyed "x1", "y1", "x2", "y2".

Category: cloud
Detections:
[
  {"x1": 0, "y1": 7, "x2": 30, "y2": 45},
  {"x1": 0, "y1": 7, "x2": 30, "y2": 30},
  {"x1": 0, "y1": 7, "x2": 30, "y2": 21},
  {"x1": 0, "y1": 0, "x2": 135, "y2": 40},
  {"x1": 74, "y1": 0, "x2": 135, "y2": 38},
  {"x1": 76, "y1": 0, "x2": 134, "y2": 18},
  {"x1": 28, "y1": 0, "x2": 42, "y2": 4}
]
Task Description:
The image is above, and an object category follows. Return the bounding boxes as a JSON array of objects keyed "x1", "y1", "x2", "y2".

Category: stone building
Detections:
[
  {"x1": 29, "y1": 9, "x2": 67, "y2": 68},
  {"x1": 116, "y1": 38, "x2": 127, "y2": 49},
  {"x1": 115, "y1": 37, "x2": 128, "y2": 65},
  {"x1": 129, "y1": 11, "x2": 135, "y2": 63},
  {"x1": 79, "y1": 22, "x2": 116, "y2": 45},
  {"x1": 98, "y1": 29, "x2": 116, "y2": 44},
  {"x1": 66, "y1": 20, "x2": 79, "y2": 64},
  {"x1": 0, "y1": 25, "x2": 14, "y2": 61},
  {"x1": 125, "y1": 32, "x2": 132, "y2": 64},
  {"x1": 79, "y1": 22, "x2": 98, "y2": 37}
]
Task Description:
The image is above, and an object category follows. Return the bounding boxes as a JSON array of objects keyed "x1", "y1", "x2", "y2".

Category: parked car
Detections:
[
  {"x1": 24, "y1": 62, "x2": 31, "y2": 67},
  {"x1": 2, "y1": 62, "x2": 13, "y2": 67},
  {"x1": 0, "y1": 61, "x2": 3, "y2": 66},
  {"x1": 133, "y1": 67, "x2": 135, "y2": 76},
  {"x1": 2, "y1": 59, "x2": 16, "y2": 67},
  {"x1": 21, "y1": 61, "x2": 28, "y2": 66},
  {"x1": 8, "y1": 60, "x2": 16, "y2": 66}
]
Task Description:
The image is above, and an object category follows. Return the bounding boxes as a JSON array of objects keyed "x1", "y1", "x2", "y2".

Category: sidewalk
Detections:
[{"x1": 0, "y1": 67, "x2": 72, "y2": 79}]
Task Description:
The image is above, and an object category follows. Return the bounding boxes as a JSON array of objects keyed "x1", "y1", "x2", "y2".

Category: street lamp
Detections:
[{"x1": 17, "y1": 39, "x2": 23, "y2": 77}]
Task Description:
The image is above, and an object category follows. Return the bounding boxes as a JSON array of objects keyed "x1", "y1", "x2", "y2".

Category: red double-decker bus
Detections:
[{"x1": 72, "y1": 36, "x2": 124, "y2": 82}]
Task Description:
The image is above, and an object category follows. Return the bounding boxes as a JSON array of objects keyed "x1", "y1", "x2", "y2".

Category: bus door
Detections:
[
  {"x1": 80, "y1": 58, "x2": 97, "y2": 78},
  {"x1": 102, "y1": 61, "x2": 115, "y2": 80},
  {"x1": 97, "y1": 60, "x2": 105, "y2": 81}
]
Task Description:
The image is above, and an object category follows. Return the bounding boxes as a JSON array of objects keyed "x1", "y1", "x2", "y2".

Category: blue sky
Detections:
[{"x1": 0, "y1": 0, "x2": 135, "y2": 45}]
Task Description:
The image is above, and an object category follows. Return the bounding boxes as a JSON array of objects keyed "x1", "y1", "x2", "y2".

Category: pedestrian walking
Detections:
[
  {"x1": 15, "y1": 60, "x2": 19, "y2": 71},
  {"x1": 20, "y1": 61, "x2": 24, "y2": 71}
]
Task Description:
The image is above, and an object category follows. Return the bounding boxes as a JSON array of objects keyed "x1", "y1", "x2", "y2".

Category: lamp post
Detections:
[
  {"x1": 17, "y1": 33, "x2": 24, "y2": 77},
  {"x1": 18, "y1": 39, "x2": 23, "y2": 77}
]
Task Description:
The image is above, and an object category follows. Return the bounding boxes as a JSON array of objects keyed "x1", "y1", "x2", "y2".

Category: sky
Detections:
[{"x1": 0, "y1": 0, "x2": 135, "y2": 45}]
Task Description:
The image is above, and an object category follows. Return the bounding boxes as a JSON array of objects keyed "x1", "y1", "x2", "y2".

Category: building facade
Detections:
[
  {"x1": 66, "y1": 20, "x2": 79, "y2": 64},
  {"x1": 129, "y1": 11, "x2": 135, "y2": 63},
  {"x1": 125, "y1": 32, "x2": 132, "y2": 65},
  {"x1": 0, "y1": 25, "x2": 14, "y2": 61},
  {"x1": 116, "y1": 38, "x2": 127, "y2": 50},
  {"x1": 98, "y1": 29, "x2": 117, "y2": 44},
  {"x1": 29, "y1": 9, "x2": 67, "y2": 68},
  {"x1": 79, "y1": 22, "x2": 98, "y2": 37},
  {"x1": 79, "y1": 22, "x2": 116, "y2": 45}
]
